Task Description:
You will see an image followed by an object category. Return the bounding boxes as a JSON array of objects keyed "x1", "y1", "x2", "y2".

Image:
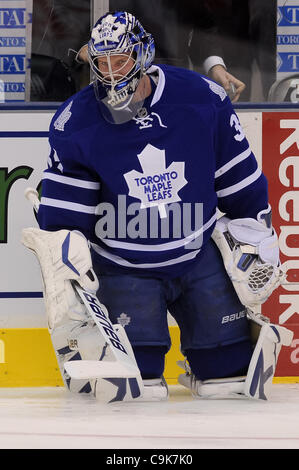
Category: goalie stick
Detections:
[
  {"x1": 66, "y1": 283, "x2": 141, "y2": 380},
  {"x1": 24, "y1": 187, "x2": 142, "y2": 384}
]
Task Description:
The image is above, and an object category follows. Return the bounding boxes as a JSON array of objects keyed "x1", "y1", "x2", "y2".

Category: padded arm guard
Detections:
[
  {"x1": 22, "y1": 228, "x2": 99, "y2": 331},
  {"x1": 211, "y1": 214, "x2": 284, "y2": 308}
]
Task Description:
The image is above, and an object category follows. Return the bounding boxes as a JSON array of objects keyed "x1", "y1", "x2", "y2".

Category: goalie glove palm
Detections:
[
  {"x1": 211, "y1": 215, "x2": 284, "y2": 308},
  {"x1": 22, "y1": 228, "x2": 99, "y2": 330}
]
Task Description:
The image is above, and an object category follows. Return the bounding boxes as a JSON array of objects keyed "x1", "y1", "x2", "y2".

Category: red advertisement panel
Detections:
[{"x1": 262, "y1": 112, "x2": 299, "y2": 376}]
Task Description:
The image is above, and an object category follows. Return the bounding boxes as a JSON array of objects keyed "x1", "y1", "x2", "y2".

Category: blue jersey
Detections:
[{"x1": 38, "y1": 64, "x2": 268, "y2": 279}]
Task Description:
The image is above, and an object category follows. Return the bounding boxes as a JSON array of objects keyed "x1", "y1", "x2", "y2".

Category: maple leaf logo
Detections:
[
  {"x1": 117, "y1": 313, "x2": 131, "y2": 327},
  {"x1": 124, "y1": 144, "x2": 187, "y2": 218},
  {"x1": 92, "y1": 14, "x2": 125, "y2": 46}
]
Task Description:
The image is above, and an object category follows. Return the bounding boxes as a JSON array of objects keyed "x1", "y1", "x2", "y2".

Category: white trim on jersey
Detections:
[
  {"x1": 43, "y1": 172, "x2": 100, "y2": 190},
  {"x1": 216, "y1": 168, "x2": 262, "y2": 198},
  {"x1": 147, "y1": 65, "x2": 166, "y2": 107},
  {"x1": 100, "y1": 212, "x2": 217, "y2": 252},
  {"x1": 91, "y1": 243, "x2": 201, "y2": 268},
  {"x1": 215, "y1": 146, "x2": 252, "y2": 178},
  {"x1": 40, "y1": 197, "x2": 97, "y2": 214}
]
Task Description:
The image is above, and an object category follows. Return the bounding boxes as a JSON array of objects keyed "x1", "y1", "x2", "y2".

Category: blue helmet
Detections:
[{"x1": 88, "y1": 11, "x2": 155, "y2": 108}]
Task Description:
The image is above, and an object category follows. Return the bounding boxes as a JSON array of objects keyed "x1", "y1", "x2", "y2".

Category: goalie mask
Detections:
[{"x1": 88, "y1": 11, "x2": 155, "y2": 124}]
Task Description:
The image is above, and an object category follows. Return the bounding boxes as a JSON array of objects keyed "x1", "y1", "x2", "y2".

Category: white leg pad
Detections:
[
  {"x1": 177, "y1": 319, "x2": 293, "y2": 401},
  {"x1": 244, "y1": 322, "x2": 293, "y2": 400}
]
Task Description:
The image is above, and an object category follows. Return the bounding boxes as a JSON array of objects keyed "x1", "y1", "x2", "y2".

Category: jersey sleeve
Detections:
[
  {"x1": 213, "y1": 97, "x2": 268, "y2": 219},
  {"x1": 38, "y1": 129, "x2": 101, "y2": 241}
]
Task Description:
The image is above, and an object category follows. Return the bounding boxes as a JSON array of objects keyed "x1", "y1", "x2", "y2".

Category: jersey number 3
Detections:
[{"x1": 230, "y1": 114, "x2": 245, "y2": 142}]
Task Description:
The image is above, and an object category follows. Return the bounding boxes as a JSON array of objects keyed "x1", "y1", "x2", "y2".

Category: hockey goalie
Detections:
[{"x1": 22, "y1": 10, "x2": 293, "y2": 403}]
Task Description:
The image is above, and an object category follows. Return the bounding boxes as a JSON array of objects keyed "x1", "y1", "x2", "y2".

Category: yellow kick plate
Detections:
[{"x1": 0, "y1": 327, "x2": 297, "y2": 387}]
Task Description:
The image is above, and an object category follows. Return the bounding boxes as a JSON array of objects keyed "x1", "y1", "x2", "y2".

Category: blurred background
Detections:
[{"x1": 1, "y1": 0, "x2": 299, "y2": 104}]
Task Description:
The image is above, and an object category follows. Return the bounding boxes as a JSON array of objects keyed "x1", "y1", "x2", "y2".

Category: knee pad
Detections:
[
  {"x1": 133, "y1": 345, "x2": 168, "y2": 379},
  {"x1": 185, "y1": 340, "x2": 253, "y2": 381}
]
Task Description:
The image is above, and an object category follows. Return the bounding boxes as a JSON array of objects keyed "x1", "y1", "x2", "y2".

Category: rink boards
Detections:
[
  {"x1": 0, "y1": 104, "x2": 298, "y2": 386},
  {"x1": 0, "y1": 326, "x2": 185, "y2": 387},
  {"x1": 0, "y1": 325, "x2": 297, "y2": 387}
]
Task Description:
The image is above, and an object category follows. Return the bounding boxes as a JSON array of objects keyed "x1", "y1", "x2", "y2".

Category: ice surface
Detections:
[{"x1": 0, "y1": 384, "x2": 298, "y2": 449}]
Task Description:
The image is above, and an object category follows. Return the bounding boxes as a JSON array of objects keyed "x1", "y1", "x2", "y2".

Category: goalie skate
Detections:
[{"x1": 178, "y1": 360, "x2": 246, "y2": 399}]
